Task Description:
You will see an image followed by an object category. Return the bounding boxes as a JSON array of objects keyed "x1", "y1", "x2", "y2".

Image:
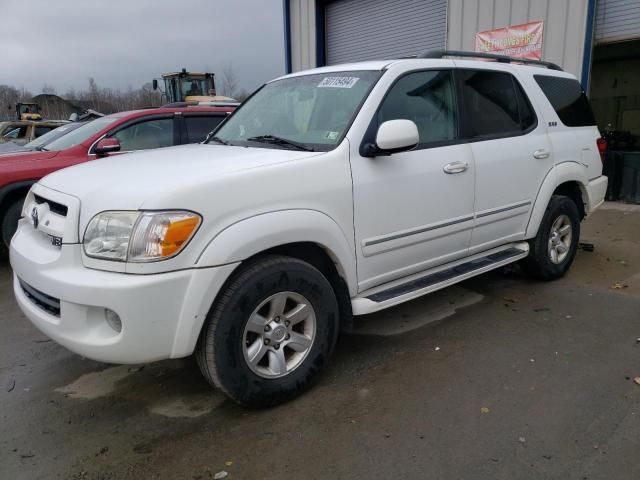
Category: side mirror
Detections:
[
  {"x1": 152, "y1": 79, "x2": 158, "y2": 90},
  {"x1": 362, "y1": 119, "x2": 419, "y2": 157},
  {"x1": 94, "y1": 137, "x2": 121, "y2": 156}
]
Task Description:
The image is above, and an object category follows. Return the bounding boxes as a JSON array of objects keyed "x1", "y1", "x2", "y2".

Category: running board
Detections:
[{"x1": 352, "y1": 243, "x2": 529, "y2": 315}]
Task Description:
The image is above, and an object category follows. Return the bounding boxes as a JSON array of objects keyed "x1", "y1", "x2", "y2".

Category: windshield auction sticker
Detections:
[{"x1": 318, "y1": 77, "x2": 359, "y2": 88}]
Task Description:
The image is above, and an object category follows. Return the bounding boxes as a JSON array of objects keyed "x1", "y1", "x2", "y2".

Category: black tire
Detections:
[
  {"x1": 196, "y1": 254, "x2": 340, "y2": 407},
  {"x1": 522, "y1": 195, "x2": 580, "y2": 280},
  {"x1": 1, "y1": 199, "x2": 23, "y2": 249}
]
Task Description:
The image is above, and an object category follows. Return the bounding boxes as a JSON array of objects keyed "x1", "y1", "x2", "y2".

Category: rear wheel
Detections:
[
  {"x1": 1, "y1": 199, "x2": 23, "y2": 249},
  {"x1": 196, "y1": 255, "x2": 340, "y2": 407},
  {"x1": 522, "y1": 195, "x2": 580, "y2": 280}
]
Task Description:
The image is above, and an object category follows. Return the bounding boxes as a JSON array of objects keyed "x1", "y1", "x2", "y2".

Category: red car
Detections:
[{"x1": 0, "y1": 105, "x2": 236, "y2": 247}]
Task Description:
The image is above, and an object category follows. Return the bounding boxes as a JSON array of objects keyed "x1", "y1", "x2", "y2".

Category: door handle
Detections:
[
  {"x1": 443, "y1": 161, "x2": 469, "y2": 174},
  {"x1": 533, "y1": 149, "x2": 550, "y2": 159}
]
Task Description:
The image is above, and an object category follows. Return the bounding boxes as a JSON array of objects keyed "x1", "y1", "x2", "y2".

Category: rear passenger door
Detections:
[
  {"x1": 457, "y1": 68, "x2": 552, "y2": 254},
  {"x1": 180, "y1": 113, "x2": 228, "y2": 144}
]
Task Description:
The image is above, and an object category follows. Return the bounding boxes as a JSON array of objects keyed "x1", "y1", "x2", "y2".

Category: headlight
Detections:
[{"x1": 84, "y1": 211, "x2": 201, "y2": 262}]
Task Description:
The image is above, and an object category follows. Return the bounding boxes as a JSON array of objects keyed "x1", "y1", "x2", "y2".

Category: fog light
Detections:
[{"x1": 105, "y1": 309, "x2": 122, "y2": 333}]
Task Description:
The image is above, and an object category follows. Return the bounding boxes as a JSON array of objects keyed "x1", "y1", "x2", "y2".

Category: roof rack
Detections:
[{"x1": 417, "y1": 49, "x2": 563, "y2": 71}]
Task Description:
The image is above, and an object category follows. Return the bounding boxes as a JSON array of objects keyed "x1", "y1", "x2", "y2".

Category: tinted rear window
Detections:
[{"x1": 534, "y1": 75, "x2": 596, "y2": 127}]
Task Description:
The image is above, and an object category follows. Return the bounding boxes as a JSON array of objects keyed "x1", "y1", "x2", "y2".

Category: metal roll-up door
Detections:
[
  {"x1": 325, "y1": 0, "x2": 447, "y2": 65},
  {"x1": 595, "y1": 0, "x2": 640, "y2": 44}
]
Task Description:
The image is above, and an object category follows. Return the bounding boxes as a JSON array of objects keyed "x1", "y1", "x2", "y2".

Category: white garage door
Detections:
[
  {"x1": 595, "y1": 0, "x2": 640, "y2": 43},
  {"x1": 325, "y1": 0, "x2": 447, "y2": 65}
]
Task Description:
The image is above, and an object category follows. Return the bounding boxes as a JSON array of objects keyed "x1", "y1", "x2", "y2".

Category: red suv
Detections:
[{"x1": 0, "y1": 105, "x2": 235, "y2": 247}]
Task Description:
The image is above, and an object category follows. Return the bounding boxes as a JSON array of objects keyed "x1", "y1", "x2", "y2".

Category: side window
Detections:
[
  {"x1": 534, "y1": 75, "x2": 596, "y2": 127},
  {"x1": 377, "y1": 70, "x2": 458, "y2": 146},
  {"x1": 184, "y1": 115, "x2": 224, "y2": 143},
  {"x1": 459, "y1": 70, "x2": 535, "y2": 138},
  {"x1": 113, "y1": 118, "x2": 174, "y2": 151},
  {"x1": 34, "y1": 126, "x2": 55, "y2": 138},
  {"x1": 3, "y1": 126, "x2": 28, "y2": 139}
]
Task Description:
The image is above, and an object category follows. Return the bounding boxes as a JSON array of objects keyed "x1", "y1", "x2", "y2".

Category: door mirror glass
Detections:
[
  {"x1": 94, "y1": 137, "x2": 121, "y2": 155},
  {"x1": 374, "y1": 119, "x2": 419, "y2": 155}
]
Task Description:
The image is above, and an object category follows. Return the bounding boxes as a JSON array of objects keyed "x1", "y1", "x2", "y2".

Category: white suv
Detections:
[{"x1": 10, "y1": 51, "x2": 607, "y2": 406}]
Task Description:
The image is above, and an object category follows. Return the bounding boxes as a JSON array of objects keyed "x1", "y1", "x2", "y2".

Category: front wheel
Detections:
[
  {"x1": 522, "y1": 195, "x2": 580, "y2": 280},
  {"x1": 1, "y1": 199, "x2": 23, "y2": 249},
  {"x1": 196, "y1": 255, "x2": 340, "y2": 407}
]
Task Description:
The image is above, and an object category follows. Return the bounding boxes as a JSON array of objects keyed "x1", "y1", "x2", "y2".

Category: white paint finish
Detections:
[
  {"x1": 451, "y1": 62, "x2": 555, "y2": 253},
  {"x1": 195, "y1": 209, "x2": 358, "y2": 296},
  {"x1": 274, "y1": 60, "x2": 392, "y2": 80},
  {"x1": 447, "y1": 0, "x2": 589, "y2": 79},
  {"x1": 375, "y1": 119, "x2": 419, "y2": 151},
  {"x1": 10, "y1": 57, "x2": 606, "y2": 365},
  {"x1": 10, "y1": 235, "x2": 238, "y2": 362},
  {"x1": 350, "y1": 138, "x2": 475, "y2": 290}
]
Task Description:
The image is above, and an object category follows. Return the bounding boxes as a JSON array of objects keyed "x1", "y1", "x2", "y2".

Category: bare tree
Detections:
[
  {"x1": 220, "y1": 62, "x2": 238, "y2": 98},
  {"x1": 41, "y1": 84, "x2": 56, "y2": 95},
  {"x1": 234, "y1": 89, "x2": 250, "y2": 101},
  {"x1": 0, "y1": 85, "x2": 33, "y2": 120}
]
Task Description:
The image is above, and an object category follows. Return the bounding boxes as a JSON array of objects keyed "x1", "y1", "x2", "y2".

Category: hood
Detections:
[
  {"x1": 39, "y1": 143, "x2": 322, "y2": 221},
  {"x1": 0, "y1": 149, "x2": 59, "y2": 166}
]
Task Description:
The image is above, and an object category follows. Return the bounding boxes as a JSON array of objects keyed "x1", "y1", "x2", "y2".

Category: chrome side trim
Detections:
[{"x1": 363, "y1": 215, "x2": 474, "y2": 247}]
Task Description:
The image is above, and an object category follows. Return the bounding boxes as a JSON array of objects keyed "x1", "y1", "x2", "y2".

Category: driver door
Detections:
[{"x1": 351, "y1": 69, "x2": 475, "y2": 292}]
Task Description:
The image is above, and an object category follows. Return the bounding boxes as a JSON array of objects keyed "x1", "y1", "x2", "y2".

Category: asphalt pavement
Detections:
[{"x1": 1, "y1": 203, "x2": 639, "y2": 480}]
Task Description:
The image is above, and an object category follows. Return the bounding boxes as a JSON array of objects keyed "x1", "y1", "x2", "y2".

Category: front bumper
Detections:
[{"x1": 10, "y1": 224, "x2": 238, "y2": 364}]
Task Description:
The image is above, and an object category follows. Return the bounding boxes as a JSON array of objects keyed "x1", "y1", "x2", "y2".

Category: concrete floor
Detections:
[{"x1": 1, "y1": 203, "x2": 639, "y2": 480}]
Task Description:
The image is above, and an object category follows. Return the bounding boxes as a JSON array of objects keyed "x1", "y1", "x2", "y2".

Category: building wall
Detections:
[
  {"x1": 289, "y1": 0, "x2": 317, "y2": 72},
  {"x1": 446, "y1": 0, "x2": 590, "y2": 79},
  {"x1": 288, "y1": 0, "x2": 592, "y2": 78},
  {"x1": 595, "y1": 0, "x2": 640, "y2": 44}
]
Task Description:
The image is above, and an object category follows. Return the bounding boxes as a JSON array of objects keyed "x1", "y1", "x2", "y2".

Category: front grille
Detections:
[
  {"x1": 34, "y1": 194, "x2": 68, "y2": 217},
  {"x1": 19, "y1": 279, "x2": 61, "y2": 317}
]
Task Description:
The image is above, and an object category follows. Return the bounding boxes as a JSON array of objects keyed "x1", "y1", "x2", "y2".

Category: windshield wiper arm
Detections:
[
  {"x1": 36, "y1": 146, "x2": 49, "y2": 151},
  {"x1": 247, "y1": 135, "x2": 314, "y2": 152},
  {"x1": 206, "y1": 134, "x2": 229, "y2": 145}
]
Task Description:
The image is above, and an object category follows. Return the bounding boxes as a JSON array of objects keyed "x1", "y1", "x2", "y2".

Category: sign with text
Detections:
[{"x1": 475, "y1": 21, "x2": 544, "y2": 60}]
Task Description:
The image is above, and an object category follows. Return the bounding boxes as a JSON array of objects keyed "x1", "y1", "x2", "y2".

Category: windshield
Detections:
[
  {"x1": 211, "y1": 70, "x2": 381, "y2": 151},
  {"x1": 24, "y1": 122, "x2": 85, "y2": 149},
  {"x1": 44, "y1": 117, "x2": 118, "y2": 152}
]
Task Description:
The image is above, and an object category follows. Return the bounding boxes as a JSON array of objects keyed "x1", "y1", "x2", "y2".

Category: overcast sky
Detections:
[{"x1": 0, "y1": 0, "x2": 285, "y2": 95}]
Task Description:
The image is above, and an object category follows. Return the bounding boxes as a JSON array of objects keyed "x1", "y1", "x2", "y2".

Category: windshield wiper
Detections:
[
  {"x1": 247, "y1": 135, "x2": 314, "y2": 152},
  {"x1": 36, "y1": 146, "x2": 49, "y2": 151},
  {"x1": 206, "y1": 134, "x2": 229, "y2": 145}
]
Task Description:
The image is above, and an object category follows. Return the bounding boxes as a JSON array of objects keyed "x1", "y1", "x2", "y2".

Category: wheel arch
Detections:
[
  {"x1": 0, "y1": 181, "x2": 34, "y2": 218},
  {"x1": 195, "y1": 209, "x2": 357, "y2": 294},
  {"x1": 172, "y1": 210, "x2": 357, "y2": 355},
  {"x1": 526, "y1": 163, "x2": 589, "y2": 238},
  {"x1": 0, "y1": 181, "x2": 34, "y2": 244}
]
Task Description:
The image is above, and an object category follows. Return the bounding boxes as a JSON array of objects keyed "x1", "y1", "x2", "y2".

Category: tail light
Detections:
[{"x1": 596, "y1": 137, "x2": 607, "y2": 163}]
